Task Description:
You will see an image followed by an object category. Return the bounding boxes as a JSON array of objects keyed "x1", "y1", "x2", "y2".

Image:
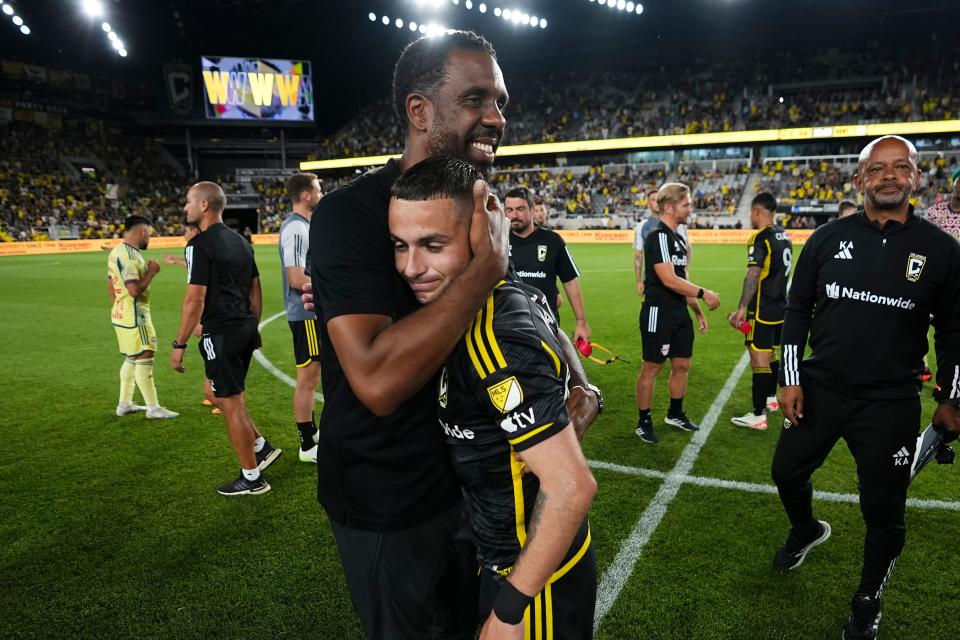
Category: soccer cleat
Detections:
[
  {"x1": 145, "y1": 406, "x2": 179, "y2": 419},
  {"x1": 299, "y1": 444, "x2": 318, "y2": 463},
  {"x1": 766, "y1": 396, "x2": 780, "y2": 412},
  {"x1": 216, "y1": 473, "x2": 271, "y2": 496},
  {"x1": 773, "y1": 520, "x2": 831, "y2": 571},
  {"x1": 211, "y1": 407, "x2": 222, "y2": 415},
  {"x1": 116, "y1": 402, "x2": 148, "y2": 416},
  {"x1": 665, "y1": 412, "x2": 700, "y2": 432},
  {"x1": 731, "y1": 412, "x2": 768, "y2": 430},
  {"x1": 842, "y1": 593, "x2": 881, "y2": 640},
  {"x1": 202, "y1": 398, "x2": 214, "y2": 406},
  {"x1": 255, "y1": 441, "x2": 282, "y2": 471},
  {"x1": 635, "y1": 417, "x2": 659, "y2": 444}
]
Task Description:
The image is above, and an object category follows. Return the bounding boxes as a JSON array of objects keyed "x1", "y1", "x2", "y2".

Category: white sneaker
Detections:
[
  {"x1": 116, "y1": 403, "x2": 148, "y2": 416},
  {"x1": 299, "y1": 444, "x2": 318, "y2": 463},
  {"x1": 146, "y1": 406, "x2": 179, "y2": 419},
  {"x1": 766, "y1": 396, "x2": 780, "y2": 412},
  {"x1": 731, "y1": 412, "x2": 768, "y2": 430}
]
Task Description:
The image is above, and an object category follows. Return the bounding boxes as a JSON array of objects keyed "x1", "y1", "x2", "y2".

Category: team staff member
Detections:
[
  {"x1": 107, "y1": 215, "x2": 178, "y2": 419},
  {"x1": 635, "y1": 183, "x2": 720, "y2": 443},
  {"x1": 170, "y1": 182, "x2": 281, "y2": 496},
  {"x1": 506, "y1": 186, "x2": 590, "y2": 344},
  {"x1": 390, "y1": 157, "x2": 598, "y2": 640},
  {"x1": 729, "y1": 193, "x2": 793, "y2": 430},
  {"x1": 279, "y1": 172, "x2": 323, "y2": 464},
  {"x1": 773, "y1": 136, "x2": 960, "y2": 640},
  {"x1": 924, "y1": 165, "x2": 960, "y2": 239},
  {"x1": 635, "y1": 186, "x2": 692, "y2": 297}
]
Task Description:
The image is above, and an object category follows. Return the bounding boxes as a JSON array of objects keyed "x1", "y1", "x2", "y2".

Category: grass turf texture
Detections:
[{"x1": 0, "y1": 244, "x2": 956, "y2": 639}]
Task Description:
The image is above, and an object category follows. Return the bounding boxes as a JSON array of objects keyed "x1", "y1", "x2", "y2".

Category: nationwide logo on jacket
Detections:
[{"x1": 825, "y1": 282, "x2": 916, "y2": 310}]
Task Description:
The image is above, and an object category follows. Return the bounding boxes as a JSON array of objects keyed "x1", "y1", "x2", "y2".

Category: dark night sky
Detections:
[{"x1": 0, "y1": 0, "x2": 954, "y2": 134}]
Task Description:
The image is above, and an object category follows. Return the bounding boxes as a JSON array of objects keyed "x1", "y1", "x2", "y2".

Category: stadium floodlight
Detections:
[
  {"x1": 539, "y1": 18, "x2": 546, "y2": 27},
  {"x1": 1, "y1": 4, "x2": 11, "y2": 15},
  {"x1": 101, "y1": 21, "x2": 111, "y2": 31},
  {"x1": 503, "y1": 8, "x2": 511, "y2": 19},
  {"x1": 478, "y1": 2, "x2": 486, "y2": 12},
  {"x1": 636, "y1": 3, "x2": 643, "y2": 14},
  {"x1": 381, "y1": 15, "x2": 389, "y2": 24},
  {"x1": 451, "y1": 0, "x2": 459, "y2": 5},
  {"x1": 395, "y1": 17, "x2": 403, "y2": 27},
  {"x1": 12, "y1": 14, "x2": 21, "y2": 25},
  {"x1": 419, "y1": 23, "x2": 427, "y2": 32},
  {"x1": 494, "y1": 7, "x2": 501, "y2": 16},
  {"x1": 111, "y1": 38, "x2": 122, "y2": 49},
  {"x1": 107, "y1": 30, "x2": 117, "y2": 41},
  {"x1": 617, "y1": 0, "x2": 626, "y2": 9},
  {"x1": 368, "y1": 12, "x2": 375, "y2": 21},
  {"x1": 81, "y1": 0, "x2": 104, "y2": 18},
  {"x1": 118, "y1": 48, "x2": 127, "y2": 57},
  {"x1": 20, "y1": 24, "x2": 29, "y2": 35},
  {"x1": 530, "y1": 15, "x2": 537, "y2": 25},
  {"x1": 409, "y1": 20, "x2": 417, "y2": 30},
  {"x1": 626, "y1": 2, "x2": 634, "y2": 11}
]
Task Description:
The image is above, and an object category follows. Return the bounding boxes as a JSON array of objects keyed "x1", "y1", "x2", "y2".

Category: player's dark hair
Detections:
[
  {"x1": 751, "y1": 192, "x2": 778, "y2": 214},
  {"x1": 124, "y1": 215, "x2": 152, "y2": 231},
  {"x1": 285, "y1": 172, "x2": 319, "y2": 204},
  {"x1": 391, "y1": 157, "x2": 484, "y2": 208},
  {"x1": 392, "y1": 31, "x2": 497, "y2": 124},
  {"x1": 838, "y1": 200, "x2": 858, "y2": 214},
  {"x1": 504, "y1": 186, "x2": 533, "y2": 208}
]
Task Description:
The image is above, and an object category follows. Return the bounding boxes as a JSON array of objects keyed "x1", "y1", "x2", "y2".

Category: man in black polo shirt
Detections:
[
  {"x1": 772, "y1": 136, "x2": 960, "y2": 640},
  {"x1": 307, "y1": 33, "x2": 598, "y2": 639},
  {"x1": 170, "y1": 182, "x2": 281, "y2": 496},
  {"x1": 506, "y1": 186, "x2": 590, "y2": 344},
  {"x1": 635, "y1": 182, "x2": 720, "y2": 444}
]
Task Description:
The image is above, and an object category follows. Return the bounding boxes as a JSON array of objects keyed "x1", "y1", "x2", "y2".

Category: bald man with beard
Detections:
[{"x1": 171, "y1": 181, "x2": 282, "y2": 496}]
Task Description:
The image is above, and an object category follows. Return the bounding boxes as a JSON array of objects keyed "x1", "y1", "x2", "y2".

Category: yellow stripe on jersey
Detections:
[
  {"x1": 508, "y1": 423, "x2": 554, "y2": 446},
  {"x1": 466, "y1": 309, "x2": 489, "y2": 378},
  {"x1": 523, "y1": 607, "x2": 531, "y2": 640},
  {"x1": 534, "y1": 593, "x2": 543, "y2": 640},
  {"x1": 547, "y1": 526, "x2": 592, "y2": 584},
  {"x1": 485, "y1": 295, "x2": 507, "y2": 370},
  {"x1": 540, "y1": 340, "x2": 561, "y2": 376},
  {"x1": 545, "y1": 584, "x2": 554, "y2": 640},
  {"x1": 473, "y1": 307, "x2": 496, "y2": 375},
  {"x1": 510, "y1": 450, "x2": 527, "y2": 548}
]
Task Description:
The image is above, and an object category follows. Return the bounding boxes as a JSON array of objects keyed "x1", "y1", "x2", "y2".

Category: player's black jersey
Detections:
[
  {"x1": 186, "y1": 222, "x2": 260, "y2": 333},
  {"x1": 642, "y1": 221, "x2": 688, "y2": 310},
  {"x1": 439, "y1": 274, "x2": 582, "y2": 572},
  {"x1": 509, "y1": 227, "x2": 580, "y2": 319},
  {"x1": 746, "y1": 224, "x2": 793, "y2": 323}
]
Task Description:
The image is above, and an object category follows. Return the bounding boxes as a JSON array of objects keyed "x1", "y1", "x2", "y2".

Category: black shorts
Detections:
[
  {"x1": 289, "y1": 318, "x2": 321, "y2": 367},
  {"x1": 198, "y1": 321, "x2": 258, "y2": 398},
  {"x1": 639, "y1": 301, "x2": 694, "y2": 363},
  {"x1": 745, "y1": 313, "x2": 783, "y2": 353},
  {"x1": 478, "y1": 524, "x2": 596, "y2": 640}
]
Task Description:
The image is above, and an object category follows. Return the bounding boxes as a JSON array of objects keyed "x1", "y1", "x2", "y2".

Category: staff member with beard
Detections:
[
  {"x1": 773, "y1": 136, "x2": 960, "y2": 640},
  {"x1": 305, "y1": 32, "x2": 598, "y2": 639}
]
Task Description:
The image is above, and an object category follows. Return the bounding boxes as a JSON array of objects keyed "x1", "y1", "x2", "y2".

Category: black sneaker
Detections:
[
  {"x1": 842, "y1": 593, "x2": 881, "y2": 640},
  {"x1": 664, "y1": 412, "x2": 700, "y2": 432},
  {"x1": 217, "y1": 473, "x2": 271, "y2": 496},
  {"x1": 635, "y1": 417, "x2": 659, "y2": 444},
  {"x1": 255, "y1": 441, "x2": 282, "y2": 472},
  {"x1": 772, "y1": 520, "x2": 831, "y2": 571}
]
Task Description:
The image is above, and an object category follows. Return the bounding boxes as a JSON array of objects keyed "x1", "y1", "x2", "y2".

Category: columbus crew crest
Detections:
[
  {"x1": 537, "y1": 245, "x2": 547, "y2": 262},
  {"x1": 438, "y1": 368, "x2": 449, "y2": 408},
  {"x1": 905, "y1": 252, "x2": 926, "y2": 283}
]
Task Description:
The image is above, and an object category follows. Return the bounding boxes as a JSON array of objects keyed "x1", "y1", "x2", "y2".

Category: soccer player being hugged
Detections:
[
  {"x1": 279, "y1": 172, "x2": 324, "y2": 463},
  {"x1": 729, "y1": 193, "x2": 793, "y2": 430},
  {"x1": 107, "y1": 215, "x2": 178, "y2": 419},
  {"x1": 634, "y1": 183, "x2": 720, "y2": 443},
  {"x1": 389, "y1": 157, "x2": 600, "y2": 640},
  {"x1": 505, "y1": 186, "x2": 590, "y2": 345},
  {"x1": 772, "y1": 136, "x2": 960, "y2": 639}
]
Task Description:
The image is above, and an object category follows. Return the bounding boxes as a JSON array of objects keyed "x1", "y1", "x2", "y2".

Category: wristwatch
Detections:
[
  {"x1": 171, "y1": 340, "x2": 188, "y2": 350},
  {"x1": 585, "y1": 383, "x2": 604, "y2": 414},
  {"x1": 696, "y1": 288, "x2": 705, "y2": 299}
]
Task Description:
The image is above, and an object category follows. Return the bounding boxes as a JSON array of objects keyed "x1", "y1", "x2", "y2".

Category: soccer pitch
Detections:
[{"x1": 1, "y1": 243, "x2": 956, "y2": 640}]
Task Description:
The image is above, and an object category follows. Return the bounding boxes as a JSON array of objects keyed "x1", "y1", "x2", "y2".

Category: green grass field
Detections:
[{"x1": 1, "y1": 243, "x2": 957, "y2": 639}]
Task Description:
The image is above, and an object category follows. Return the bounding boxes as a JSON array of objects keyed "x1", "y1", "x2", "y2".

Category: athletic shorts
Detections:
[
  {"x1": 639, "y1": 301, "x2": 694, "y2": 363},
  {"x1": 289, "y1": 319, "x2": 321, "y2": 367},
  {"x1": 114, "y1": 317, "x2": 158, "y2": 357},
  {"x1": 198, "y1": 321, "x2": 258, "y2": 398},
  {"x1": 745, "y1": 312, "x2": 783, "y2": 353},
  {"x1": 478, "y1": 522, "x2": 596, "y2": 640}
]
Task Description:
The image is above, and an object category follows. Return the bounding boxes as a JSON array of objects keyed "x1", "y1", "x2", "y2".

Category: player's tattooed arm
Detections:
[{"x1": 737, "y1": 266, "x2": 761, "y2": 309}]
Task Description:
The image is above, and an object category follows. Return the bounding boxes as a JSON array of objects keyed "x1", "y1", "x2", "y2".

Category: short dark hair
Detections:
[
  {"x1": 285, "y1": 172, "x2": 319, "y2": 204},
  {"x1": 504, "y1": 186, "x2": 533, "y2": 208},
  {"x1": 391, "y1": 157, "x2": 485, "y2": 208},
  {"x1": 838, "y1": 200, "x2": 858, "y2": 214},
  {"x1": 124, "y1": 215, "x2": 152, "y2": 231},
  {"x1": 392, "y1": 31, "x2": 497, "y2": 123},
  {"x1": 751, "y1": 192, "x2": 778, "y2": 213}
]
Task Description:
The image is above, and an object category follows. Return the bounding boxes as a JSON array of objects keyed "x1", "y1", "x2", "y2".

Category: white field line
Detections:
[
  {"x1": 254, "y1": 310, "x2": 324, "y2": 402},
  {"x1": 593, "y1": 351, "x2": 751, "y2": 630},
  {"x1": 588, "y1": 461, "x2": 960, "y2": 512}
]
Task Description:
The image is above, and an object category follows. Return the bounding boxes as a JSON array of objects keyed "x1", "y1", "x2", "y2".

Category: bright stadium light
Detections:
[
  {"x1": 530, "y1": 14, "x2": 537, "y2": 25},
  {"x1": 381, "y1": 14, "x2": 389, "y2": 24},
  {"x1": 626, "y1": 1, "x2": 634, "y2": 10},
  {"x1": 539, "y1": 18, "x2": 546, "y2": 27},
  {"x1": 409, "y1": 20, "x2": 417, "y2": 30},
  {"x1": 617, "y1": 0, "x2": 626, "y2": 9},
  {"x1": 118, "y1": 48, "x2": 127, "y2": 57},
  {"x1": 12, "y1": 14, "x2": 21, "y2": 25},
  {"x1": 395, "y1": 17, "x2": 403, "y2": 27},
  {"x1": 419, "y1": 23, "x2": 427, "y2": 32},
  {"x1": 2, "y1": 4, "x2": 12, "y2": 15},
  {"x1": 503, "y1": 8, "x2": 511, "y2": 19},
  {"x1": 101, "y1": 21, "x2": 111, "y2": 31},
  {"x1": 368, "y1": 12, "x2": 375, "y2": 21},
  {"x1": 636, "y1": 3, "x2": 643, "y2": 14},
  {"x1": 81, "y1": 0, "x2": 104, "y2": 18},
  {"x1": 494, "y1": 7, "x2": 501, "y2": 16},
  {"x1": 20, "y1": 24, "x2": 29, "y2": 35},
  {"x1": 479, "y1": 2, "x2": 486, "y2": 12},
  {"x1": 107, "y1": 30, "x2": 117, "y2": 41}
]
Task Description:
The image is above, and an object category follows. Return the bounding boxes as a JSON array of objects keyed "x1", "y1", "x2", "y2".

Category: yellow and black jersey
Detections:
[
  {"x1": 438, "y1": 273, "x2": 580, "y2": 573},
  {"x1": 747, "y1": 224, "x2": 793, "y2": 323}
]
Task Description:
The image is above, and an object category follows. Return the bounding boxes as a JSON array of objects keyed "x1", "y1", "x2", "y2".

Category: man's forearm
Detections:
[
  {"x1": 738, "y1": 268, "x2": 760, "y2": 308},
  {"x1": 633, "y1": 251, "x2": 643, "y2": 282},
  {"x1": 563, "y1": 280, "x2": 587, "y2": 323},
  {"x1": 249, "y1": 279, "x2": 262, "y2": 321},
  {"x1": 662, "y1": 273, "x2": 705, "y2": 298},
  {"x1": 175, "y1": 297, "x2": 204, "y2": 344}
]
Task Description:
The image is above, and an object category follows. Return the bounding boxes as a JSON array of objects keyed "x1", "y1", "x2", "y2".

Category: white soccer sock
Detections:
[
  {"x1": 254, "y1": 437, "x2": 266, "y2": 453},
  {"x1": 242, "y1": 467, "x2": 261, "y2": 481}
]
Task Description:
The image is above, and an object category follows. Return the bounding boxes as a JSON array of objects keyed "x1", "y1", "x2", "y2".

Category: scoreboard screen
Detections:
[{"x1": 201, "y1": 56, "x2": 314, "y2": 122}]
